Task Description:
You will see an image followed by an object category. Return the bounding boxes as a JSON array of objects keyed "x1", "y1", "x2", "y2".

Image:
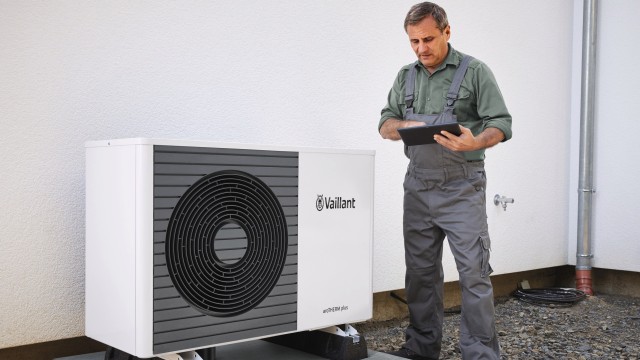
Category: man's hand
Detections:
[
  {"x1": 434, "y1": 125, "x2": 504, "y2": 152},
  {"x1": 379, "y1": 118, "x2": 425, "y2": 141}
]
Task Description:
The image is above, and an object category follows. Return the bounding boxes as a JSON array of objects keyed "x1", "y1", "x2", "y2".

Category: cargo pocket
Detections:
[{"x1": 479, "y1": 234, "x2": 493, "y2": 278}]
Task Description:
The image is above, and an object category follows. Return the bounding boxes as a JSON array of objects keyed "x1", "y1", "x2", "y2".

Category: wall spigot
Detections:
[{"x1": 494, "y1": 194, "x2": 514, "y2": 211}]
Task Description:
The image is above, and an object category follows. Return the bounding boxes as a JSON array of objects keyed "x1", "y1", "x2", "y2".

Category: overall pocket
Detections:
[{"x1": 479, "y1": 234, "x2": 493, "y2": 278}]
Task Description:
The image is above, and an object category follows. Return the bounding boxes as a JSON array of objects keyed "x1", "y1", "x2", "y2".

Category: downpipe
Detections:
[{"x1": 576, "y1": 0, "x2": 598, "y2": 296}]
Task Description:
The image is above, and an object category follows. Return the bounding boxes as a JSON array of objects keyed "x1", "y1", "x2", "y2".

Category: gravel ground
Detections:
[{"x1": 357, "y1": 294, "x2": 640, "y2": 359}]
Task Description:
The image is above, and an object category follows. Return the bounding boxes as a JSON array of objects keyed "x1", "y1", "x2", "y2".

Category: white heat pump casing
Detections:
[{"x1": 85, "y1": 138, "x2": 374, "y2": 358}]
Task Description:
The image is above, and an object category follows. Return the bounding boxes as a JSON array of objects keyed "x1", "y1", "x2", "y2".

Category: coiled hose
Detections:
[{"x1": 512, "y1": 288, "x2": 588, "y2": 307}]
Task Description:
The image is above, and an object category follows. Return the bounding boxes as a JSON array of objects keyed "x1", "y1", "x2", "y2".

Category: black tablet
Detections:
[{"x1": 397, "y1": 122, "x2": 462, "y2": 146}]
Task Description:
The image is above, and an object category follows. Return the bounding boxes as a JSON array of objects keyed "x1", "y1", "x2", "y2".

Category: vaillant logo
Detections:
[{"x1": 316, "y1": 195, "x2": 356, "y2": 211}]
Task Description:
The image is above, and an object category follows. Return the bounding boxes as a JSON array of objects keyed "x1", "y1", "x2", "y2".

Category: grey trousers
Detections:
[{"x1": 402, "y1": 163, "x2": 500, "y2": 360}]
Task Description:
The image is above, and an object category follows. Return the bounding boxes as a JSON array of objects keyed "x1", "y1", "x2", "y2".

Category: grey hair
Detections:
[{"x1": 404, "y1": 2, "x2": 449, "y2": 31}]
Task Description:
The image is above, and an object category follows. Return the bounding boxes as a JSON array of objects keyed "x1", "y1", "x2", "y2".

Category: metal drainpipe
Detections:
[{"x1": 576, "y1": 0, "x2": 598, "y2": 296}]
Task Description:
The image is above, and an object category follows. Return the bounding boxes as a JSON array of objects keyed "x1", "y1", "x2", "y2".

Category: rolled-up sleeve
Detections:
[
  {"x1": 379, "y1": 68, "x2": 407, "y2": 131},
  {"x1": 474, "y1": 63, "x2": 512, "y2": 141}
]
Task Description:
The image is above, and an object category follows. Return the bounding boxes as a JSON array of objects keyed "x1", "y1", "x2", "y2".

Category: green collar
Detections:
[{"x1": 418, "y1": 44, "x2": 462, "y2": 75}]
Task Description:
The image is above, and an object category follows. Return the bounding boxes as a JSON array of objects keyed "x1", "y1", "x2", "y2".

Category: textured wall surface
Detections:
[{"x1": 0, "y1": 0, "x2": 609, "y2": 349}]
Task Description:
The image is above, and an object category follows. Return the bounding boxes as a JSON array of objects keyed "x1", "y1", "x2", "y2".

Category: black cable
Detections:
[
  {"x1": 390, "y1": 291, "x2": 407, "y2": 304},
  {"x1": 512, "y1": 288, "x2": 587, "y2": 307}
]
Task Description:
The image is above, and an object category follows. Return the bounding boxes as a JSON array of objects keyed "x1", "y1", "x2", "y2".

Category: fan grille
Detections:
[{"x1": 165, "y1": 170, "x2": 288, "y2": 317}]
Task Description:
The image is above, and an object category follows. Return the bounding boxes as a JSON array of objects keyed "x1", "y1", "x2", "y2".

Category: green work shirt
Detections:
[{"x1": 379, "y1": 45, "x2": 512, "y2": 161}]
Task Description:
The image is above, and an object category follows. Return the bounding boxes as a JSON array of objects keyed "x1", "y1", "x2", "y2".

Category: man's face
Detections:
[{"x1": 406, "y1": 16, "x2": 450, "y2": 73}]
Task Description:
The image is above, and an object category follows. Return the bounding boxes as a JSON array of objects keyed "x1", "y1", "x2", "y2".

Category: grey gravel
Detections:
[{"x1": 357, "y1": 294, "x2": 640, "y2": 359}]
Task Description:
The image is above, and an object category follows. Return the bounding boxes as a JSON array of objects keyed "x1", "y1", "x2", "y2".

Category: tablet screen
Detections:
[{"x1": 397, "y1": 122, "x2": 461, "y2": 146}]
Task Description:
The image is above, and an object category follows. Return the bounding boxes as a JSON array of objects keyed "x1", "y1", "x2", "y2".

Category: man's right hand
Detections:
[{"x1": 379, "y1": 118, "x2": 424, "y2": 141}]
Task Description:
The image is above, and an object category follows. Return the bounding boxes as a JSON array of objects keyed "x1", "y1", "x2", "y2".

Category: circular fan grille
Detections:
[{"x1": 165, "y1": 170, "x2": 288, "y2": 317}]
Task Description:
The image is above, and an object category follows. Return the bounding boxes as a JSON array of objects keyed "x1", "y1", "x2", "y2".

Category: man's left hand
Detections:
[
  {"x1": 434, "y1": 125, "x2": 505, "y2": 152},
  {"x1": 434, "y1": 125, "x2": 478, "y2": 151}
]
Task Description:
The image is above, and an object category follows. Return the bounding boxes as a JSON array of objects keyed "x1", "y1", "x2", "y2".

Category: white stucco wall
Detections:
[
  {"x1": 0, "y1": 0, "x2": 616, "y2": 349},
  {"x1": 374, "y1": 0, "x2": 576, "y2": 290}
]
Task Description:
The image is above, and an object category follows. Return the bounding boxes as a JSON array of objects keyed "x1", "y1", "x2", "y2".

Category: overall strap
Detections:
[
  {"x1": 445, "y1": 55, "x2": 473, "y2": 108},
  {"x1": 404, "y1": 61, "x2": 421, "y2": 117}
]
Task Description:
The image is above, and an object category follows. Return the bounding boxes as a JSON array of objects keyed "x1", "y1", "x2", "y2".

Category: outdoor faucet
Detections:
[{"x1": 494, "y1": 194, "x2": 515, "y2": 211}]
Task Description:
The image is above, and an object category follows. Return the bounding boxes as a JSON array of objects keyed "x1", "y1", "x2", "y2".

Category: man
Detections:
[{"x1": 378, "y1": 2, "x2": 512, "y2": 360}]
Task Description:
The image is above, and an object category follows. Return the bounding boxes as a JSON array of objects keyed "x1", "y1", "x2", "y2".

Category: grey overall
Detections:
[{"x1": 402, "y1": 56, "x2": 500, "y2": 360}]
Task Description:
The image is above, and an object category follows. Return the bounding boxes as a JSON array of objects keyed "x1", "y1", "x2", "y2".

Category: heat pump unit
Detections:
[{"x1": 85, "y1": 138, "x2": 374, "y2": 359}]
